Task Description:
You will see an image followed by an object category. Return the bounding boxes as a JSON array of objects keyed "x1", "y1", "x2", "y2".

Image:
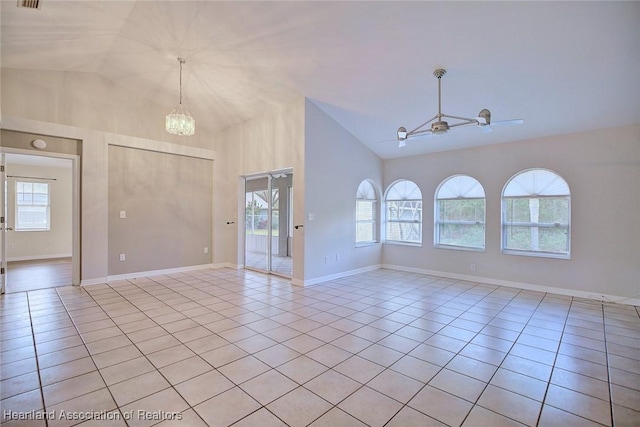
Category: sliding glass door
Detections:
[{"x1": 244, "y1": 171, "x2": 292, "y2": 278}]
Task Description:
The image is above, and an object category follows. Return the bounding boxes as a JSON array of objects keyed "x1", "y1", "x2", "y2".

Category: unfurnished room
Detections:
[{"x1": 0, "y1": 1, "x2": 639, "y2": 426}]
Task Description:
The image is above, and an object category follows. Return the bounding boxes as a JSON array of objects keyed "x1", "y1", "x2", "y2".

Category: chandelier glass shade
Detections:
[{"x1": 166, "y1": 57, "x2": 195, "y2": 136}]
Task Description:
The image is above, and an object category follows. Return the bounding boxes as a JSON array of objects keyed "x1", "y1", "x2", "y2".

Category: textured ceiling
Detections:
[{"x1": 2, "y1": 1, "x2": 639, "y2": 159}]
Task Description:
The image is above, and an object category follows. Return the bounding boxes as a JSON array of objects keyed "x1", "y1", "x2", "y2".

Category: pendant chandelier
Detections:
[{"x1": 166, "y1": 57, "x2": 195, "y2": 136}]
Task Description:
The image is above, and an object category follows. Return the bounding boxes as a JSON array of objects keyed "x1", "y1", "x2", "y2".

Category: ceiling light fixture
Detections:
[
  {"x1": 396, "y1": 68, "x2": 522, "y2": 148},
  {"x1": 166, "y1": 57, "x2": 195, "y2": 136}
]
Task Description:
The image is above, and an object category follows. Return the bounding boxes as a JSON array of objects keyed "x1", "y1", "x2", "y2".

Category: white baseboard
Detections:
[
  {"x1": 8, "y1": 253, "x2": 72, "y2": 262},
  {"x1": 301, "y1": 264, "x2": 382, "y2": 286},
  {"x1": 382, "y1": 264, "x2": 640, "y2": 307}
]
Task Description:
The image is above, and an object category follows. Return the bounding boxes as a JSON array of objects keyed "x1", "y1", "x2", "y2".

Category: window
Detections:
[
  {"x1": 502, "y1": 169, "x2": 570, "y2": 258},
  {"x1": 435, "y1": 175, "x2": 485, "y2": 250},
  {"x1": 356, "y1": 180, "x2": 378, "y2": 244},
  {"x1": 385, "y1": 179, "x2": 422, "y2": 244},
  {"x1": 16, "y1": 181, "x2": 50, "y2": 231}
]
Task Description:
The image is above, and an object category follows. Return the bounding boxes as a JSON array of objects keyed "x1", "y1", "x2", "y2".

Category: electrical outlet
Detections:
[
  {"x1": 119, "y1": 253, "x2": 126, "y2": 262},
  {"x1": 470, "y1": 263, "x2": 476, "y2": 272},
  {"x1": 204, "y1": 247, "x2": 209, "y2": 254},
  {"x1": 119, "y1": 210, "x2": 126, "y2": 219},
  {"x1": 336, "y1": 254, "x2": 340, "y2": 261},
  {"x1": 324, "y1": 256, "x2": 329, "y2": 264}
]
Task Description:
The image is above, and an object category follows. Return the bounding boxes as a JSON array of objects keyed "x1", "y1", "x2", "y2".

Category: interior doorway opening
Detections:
[
  {"x1": 1, "y1": 150, "x2": 79, "y2": 294},
  {"x1": 244, "y1": 170, "x2": 293, "y2": 278}
]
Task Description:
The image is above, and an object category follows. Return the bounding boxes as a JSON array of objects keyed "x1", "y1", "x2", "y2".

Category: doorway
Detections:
[
  {"x1": 1, "y1": 150, "x2": 79, "y2": 294},
  {"x1": 244, "y1": 171, "x2": 293, "y2": 278}
]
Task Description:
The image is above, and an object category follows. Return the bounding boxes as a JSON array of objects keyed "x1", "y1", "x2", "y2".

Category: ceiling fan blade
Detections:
[{"x1": 490, "y1": 119, "x2": 524, "y2": 126}]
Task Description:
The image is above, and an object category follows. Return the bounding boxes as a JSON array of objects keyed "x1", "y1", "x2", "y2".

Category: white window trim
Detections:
[
  {"x1": 501, "y1": 169, "x2": 571, "y2": 259},
  {"x1": 384, "y1": 179, "x2": 423, "y2": 246},
  {"x1": 355, "y1": 180, "x2": 379, "y2": 245},
  {"x1": 15, "y1": 181, "x2": 51, "y2": 232}
]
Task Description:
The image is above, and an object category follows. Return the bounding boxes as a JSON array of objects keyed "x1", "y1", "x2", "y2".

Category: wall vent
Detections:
[{"x1": 17, "y1": 0, "x2": 41, "y2": 9}]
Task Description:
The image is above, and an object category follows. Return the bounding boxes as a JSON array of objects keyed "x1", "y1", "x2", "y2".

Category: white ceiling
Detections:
[{"x1": 2, "y1": 1, "x2": 639, "y2": 159}]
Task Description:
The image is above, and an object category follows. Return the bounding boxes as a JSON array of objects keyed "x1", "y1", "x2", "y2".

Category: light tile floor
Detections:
[{"x1": 1, "y1": 268, "x2": 639, "y2": 426}]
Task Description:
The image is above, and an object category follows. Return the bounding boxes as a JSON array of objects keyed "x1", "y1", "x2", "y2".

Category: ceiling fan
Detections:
[{"x1": 396, "y1": 69, "x2": 523, "y2": 148}]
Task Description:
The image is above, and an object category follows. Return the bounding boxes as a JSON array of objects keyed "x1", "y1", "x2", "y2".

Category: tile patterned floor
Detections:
[{"x1": 1, "y1": 268, "x2": 639, "y2": 426}]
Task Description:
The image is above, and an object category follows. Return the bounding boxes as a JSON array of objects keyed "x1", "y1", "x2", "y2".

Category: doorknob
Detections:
[{"x1": 5, "y1": 227, "x2": 12, "y2": 231}]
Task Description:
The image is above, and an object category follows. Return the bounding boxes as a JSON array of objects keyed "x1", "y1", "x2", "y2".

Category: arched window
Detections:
[
  {"x1": 385, "y1": 179, "x2": 422, "y2": 245},
  {"x1": 356, "y1": 180, "x2": 378, "y2": 245},
  {"x1": 502, "y1": 169, "x2": 571, "y2": 258},
  {"x1": 435, "y1": 175, "x2": 485, "y2": 250}
]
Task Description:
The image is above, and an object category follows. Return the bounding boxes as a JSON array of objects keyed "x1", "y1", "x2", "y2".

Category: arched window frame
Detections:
[
  {"x1": 384, "y1": 179, "x2": 423, "y2": 245},
  {"x1": 355, "y1": 179, "x2": 378, "y2": 246},
  {"x1": 434, "y1": 175, "x2": 485, "y2": 251},
  {"x1": 501, "y1": 168, "x2": 571, "y2": 259}
]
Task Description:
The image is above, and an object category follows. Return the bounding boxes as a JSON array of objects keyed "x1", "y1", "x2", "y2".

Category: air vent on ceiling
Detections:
[{"x1": 17, "y1": 0, "x2": 41, "y2": 9}]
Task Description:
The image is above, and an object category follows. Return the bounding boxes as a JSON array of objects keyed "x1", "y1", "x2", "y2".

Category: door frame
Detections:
[
  {"x1": 0, "y1": 147, "x2": 81, "y2": 293},
  {"x1": 242, "y1": 168, "x2": 293, "y2": 278}
]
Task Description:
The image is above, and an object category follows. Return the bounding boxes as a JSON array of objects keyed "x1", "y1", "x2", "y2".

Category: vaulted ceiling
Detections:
[{"x1": 2, "y1": 1, "x2": 639, "y2": 159}]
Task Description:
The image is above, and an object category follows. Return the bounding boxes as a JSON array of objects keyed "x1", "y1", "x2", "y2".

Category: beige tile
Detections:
[
  {"x1": 48, "y1": 388, "x2": 117, "y2": 427},
  {"x1": 306, "y1": 344, "x2": 352, "y2": 367},
  {"x1": 0, "y1": 389, "x2": 44, "y2": 417},
  {"x1": 408, "y1": 343, "x2": 456, "y2": 367},
  {"x1": 357, "y1": 343, "x2": 404, "y2": 367},
  {"x1": 338, "y1": 386, "x2": 403, "y2": 426},
  {"x1": 538, "y1": 404, "x2": 604, "y2": 427},
  {"x1": 386, "y1": 406, "x2": 447, "y2": 426},
  {"x1": 267, "y1": 386, "x2": 332, "y2": 426},
  {"x1": 159, "y1": 356, "x2": 213, "y2": 385},
  {"x1": 477, "y1": 384, "x2": 543, "y2": 426},
  {"x1": 304, "y1": 369, "x2": 361, "y2": 405},
  {"x1": 334, "y1": 355, "x2": 385, "y2": 384},
  {"x1": 100, "y1": 356, "x2": 156, "y2": 386},
  {"x1": 368, "y1": 369, "x2": 423, "y2": 403},
  {"x1": 43, "y1": 371, "x2": 106, "y2": 406},
  {"x1": 390, "y1": 355, "x2": 442, "y2": 383},
  {"x1": 611, "y1": 383, "x2": 640, "y2": 411},
  {"x1": 501, "y1": 354, "x2": 553, "y2": 382},
  {"x1": 146, "y1": 344, "x2": 196, "y2": 368},
  {"x1": 175, "y1": 370, "x2": 235, "y2": 406},
  {"x1": 331, "y1": 334, "x2": 373, "y2": 354},
  {"x1": 91, "y1": 344, "x2": 143, "y2": 369},
  {"x1": 39, "y1": 356, "x2": 97, "y2": 386},
  {"x1": 232, "y1": 408, "x2": 288, "y2": 427},
  {"x1": 408, "y1": 385, "x2": 473, "y2": 426},
  {"x1": 85, "y1": 335, "x2": 132, "y2": 356},
  {"x1": 612, "y1": 404, "x2": 640, "y2": 426},
  {"x1": 490, "y1": 368, "x2": 548, "y2": 401},
  {"x1": 120, "y1": 388, "x2": 189, "y2": 427},
  {"x1": 463, "y1": 405, "x2": 527, "y2": 427},
  {"x1": 200, "y1": 343, "x2": 248, "y2": 368},
  {"x1": 429, "y1": 368, "x2": 486, "y2": 403},
  {"x1": 194, "y1": 386, "x2": 261, "y2": 427},
  {"x1": 0, "y1": 371, "x2": 40, "y2": 400},
  {"x1": 309, "y1": 407, "x2": 368, "y2": 427},
  {"x1": 218, "y1": 355, "x2": 271, "y2": 384},
  {"x1": 551, "y1": 367, "x2": 610, "y2": 401},
  {"x1": 282, "y1": 333, "x2": 325, "y2": 353},
  {"x1": 135, "y1": 334, "x2": 181, "y2": 354},
  {"x1": 184, "y1": 334, "x2": 229, "y2": 354},
  {"x1": 240, "y1": 369, "x2": 298, "y2": 405},
  {"x1": 153, "y1": 409, "x2": 208, "y2": 427},
  {"x1": 277, "y1": 355, "x2": 328, "y2": 384},
  {"x1": 446, "y1": 354, "x2": 498, "y2": 382},
  {"x1": 108, "y1": 370, "x2": 170, "y2": 407}
]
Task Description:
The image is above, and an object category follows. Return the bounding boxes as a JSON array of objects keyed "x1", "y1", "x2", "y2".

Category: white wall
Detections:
[
  {"x1": 304, "y1": 100, "x2": 383, "y2": 283},
  {"x1": 5, "y1": 163, "x2": 72, "y2": 261},
  {"x1": 382, "y1": 124, "x2": 640, "y2": 302},
  {"x1": 211, "y1": 98, "x2": 306, "y2": 282}
]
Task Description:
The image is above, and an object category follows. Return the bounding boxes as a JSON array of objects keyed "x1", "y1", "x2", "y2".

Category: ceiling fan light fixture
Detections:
[
  {"x1": 397, "y1": 127, "x2": 408, "y2": 140},
  {"x1": 431, "y1": 121, "x2": 450, "y2": 135},
  {"x1": 166, "y1": 57, "x2": 195, "y2": 136}
]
